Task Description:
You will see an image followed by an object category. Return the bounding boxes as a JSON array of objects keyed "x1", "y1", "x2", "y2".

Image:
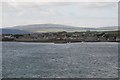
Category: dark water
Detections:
[{"x1": 2, "y1": 42, "x2": 118, "y2": 78}]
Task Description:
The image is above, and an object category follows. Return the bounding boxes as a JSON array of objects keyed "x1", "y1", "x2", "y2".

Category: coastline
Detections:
[
  {"x1": 1, "y1": 40, "x2": 120, "y2": 43},
  {"x1": 1, "y1": 30, "x2": 120, "y2": 43}
]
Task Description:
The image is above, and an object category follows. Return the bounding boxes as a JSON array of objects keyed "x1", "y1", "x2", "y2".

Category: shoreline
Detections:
[
  {"x1": 1, "y1": 40, "x2": 120, "y2": 43},
  {"x1": 2, "y1": 31, "x2": 120, "y2": 43}
]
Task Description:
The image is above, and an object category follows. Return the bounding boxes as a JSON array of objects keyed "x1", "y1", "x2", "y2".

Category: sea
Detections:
[{"x1": 1, "y1": 42, "x2": 119, "y2": 78}]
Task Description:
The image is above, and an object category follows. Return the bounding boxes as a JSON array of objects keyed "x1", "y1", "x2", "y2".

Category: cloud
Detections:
[
  {"x1": 1, "y1": 1, "x2": 118, "y2": 28},
  {"x1": 1, "y1": 0, "x2": 120, "y2": 2},
  {"x1": 2, "y1": 2, "x2": 118, "y2": 12}
]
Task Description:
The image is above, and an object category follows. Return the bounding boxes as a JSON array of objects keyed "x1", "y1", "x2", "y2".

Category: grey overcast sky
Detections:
[{"x1": 0, "y1": 0, "x2": 119, "y2": 28}]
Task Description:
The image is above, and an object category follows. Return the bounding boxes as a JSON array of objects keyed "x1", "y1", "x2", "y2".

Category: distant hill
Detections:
[
  {"x1": 9, "y1": 24, "x2": 97, "y2": 32},
  {"x1": 4, "y1": 24, "x2": 119, "y2": 33},
  {"x1": 97, "y1": 26, "x2": 119, "y2": 31},
  {"x1": 0, "y1": 29, "x2": 31, "y2": 34}
]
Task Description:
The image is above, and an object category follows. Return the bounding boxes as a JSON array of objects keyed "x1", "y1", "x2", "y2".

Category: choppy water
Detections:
[{"x1": 2, "y1": 42, "x2": 118, "y2": 78}]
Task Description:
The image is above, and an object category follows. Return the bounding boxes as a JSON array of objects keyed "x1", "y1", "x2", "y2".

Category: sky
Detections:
[{"x1": 0, "y1": 0, "x2": 119, "y2": 28}]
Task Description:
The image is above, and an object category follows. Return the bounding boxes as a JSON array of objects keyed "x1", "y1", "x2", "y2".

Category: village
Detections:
[{"x1": 1, "y1": 31, "x2": 120, "y2": 43}]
